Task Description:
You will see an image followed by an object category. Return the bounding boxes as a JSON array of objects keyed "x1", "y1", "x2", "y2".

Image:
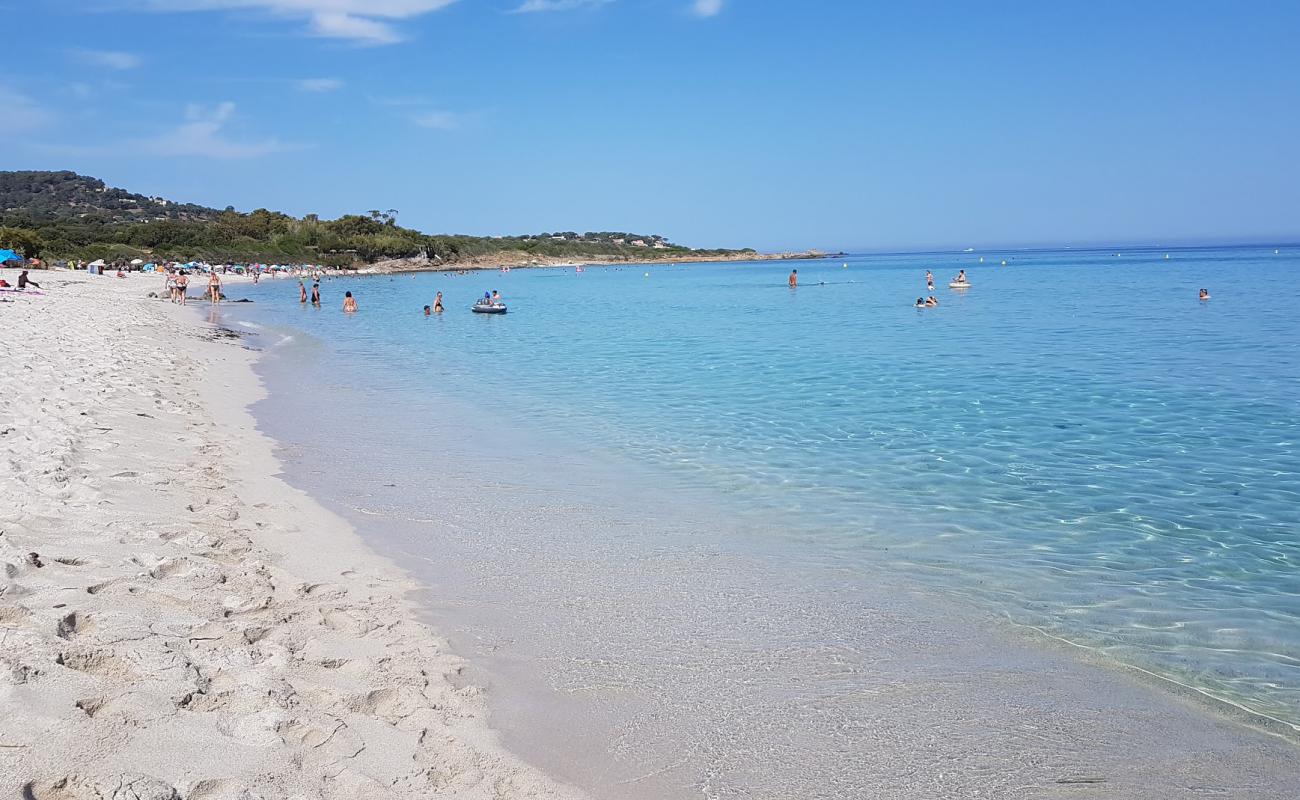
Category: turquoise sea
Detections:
[{"x1": 222, "y1": 245, "x2": 1299, "y2": 795}]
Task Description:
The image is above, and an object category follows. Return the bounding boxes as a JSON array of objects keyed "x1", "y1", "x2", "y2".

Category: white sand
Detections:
[{"x1": 0, "y1": 270, "x2": 585, "y2": 800}]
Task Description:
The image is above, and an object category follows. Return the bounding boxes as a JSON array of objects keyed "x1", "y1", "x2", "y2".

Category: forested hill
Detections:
[
  {"x1": 0, "y1": 171, "x2": 219, "y2": 224},
  {"x1": 0, "y1": 171, "x2": 757, "y2": 266}
]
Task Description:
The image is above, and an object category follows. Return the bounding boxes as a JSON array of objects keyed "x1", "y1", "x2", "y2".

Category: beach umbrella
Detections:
[{"x1": 130, "y1": 258, "x2": 144, "y2": 265}]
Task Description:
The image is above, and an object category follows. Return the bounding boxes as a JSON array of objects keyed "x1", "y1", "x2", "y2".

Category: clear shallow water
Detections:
[{"x1": 226, "y1": 246, "x2": 1299, "y2": 737}]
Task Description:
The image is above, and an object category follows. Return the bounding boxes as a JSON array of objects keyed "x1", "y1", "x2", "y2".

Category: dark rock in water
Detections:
[{"x1": 232, "y1": 298, "x2": 254, "y2": 303}]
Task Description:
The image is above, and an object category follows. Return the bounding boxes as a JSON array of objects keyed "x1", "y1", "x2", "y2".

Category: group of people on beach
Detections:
[{"x1": 161, "y1": 269, "x2": 225, "y2": 304}]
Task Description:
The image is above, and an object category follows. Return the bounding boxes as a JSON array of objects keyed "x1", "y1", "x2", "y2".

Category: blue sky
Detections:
[{"x1": 3, "y1": 1, "x2": 1298, "y2": 251}]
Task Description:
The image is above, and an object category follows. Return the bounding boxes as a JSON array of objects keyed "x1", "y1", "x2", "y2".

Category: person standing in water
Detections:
[
  {"x1": 310, "y1": 282, "x2": 321, "y2": 306},
  {"x1": 434, "y1": 291, "x2": 444, "y2": 313},
  {"x1": 789, "y1": 269, "x2": 798, "y2": 287},
  {"x1": 208, "y1": 270, "x2": 222, "y2": 303},
  {"x1": 298, "y1": 281, "x2": 307, "y2": 303},
  {"x1": 926, "y1": 270, "x2": 935, "y2": 291},
  {"x1": 343, "y1": 291, "x2": 358, "y2": 313}
]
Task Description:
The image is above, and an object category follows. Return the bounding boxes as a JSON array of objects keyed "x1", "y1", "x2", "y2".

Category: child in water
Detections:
[{"x1": 343, "y1": 291, "x2": 358, "y2": 312}]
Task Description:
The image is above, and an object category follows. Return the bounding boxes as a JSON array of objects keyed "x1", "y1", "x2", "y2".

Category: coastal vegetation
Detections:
[{"x1": 0, "y1": 171, "x2": 757, "y2": 266}]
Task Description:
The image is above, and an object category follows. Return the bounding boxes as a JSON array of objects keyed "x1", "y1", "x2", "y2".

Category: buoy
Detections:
[
  {"x1": 843, "y1": 262, "x2": 848, "y2": 268},
  {"x1": 1275, "y1": 249, "x2": 1281, "y2": 254},
  {"x1": 1164, "y1": 254, "x2": 1170, "y2": 259},
  {"x1": 1001, "y1": 260, "x2": 1007, "y2": 266},
  {"x1": 644, "y1": 272, "x2": 650, "y2": 277},
  {"x1": 979, "y1": 257, "x2": 984, "y2": 263}
]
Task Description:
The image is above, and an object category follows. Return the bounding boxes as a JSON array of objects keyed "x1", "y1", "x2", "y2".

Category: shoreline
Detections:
[
  {"x1": 358, "y1": 249, "x2": 832, "y2": 275},
  {"x1": 0, "y1": 269, "x2": 585, "y2": 799}
]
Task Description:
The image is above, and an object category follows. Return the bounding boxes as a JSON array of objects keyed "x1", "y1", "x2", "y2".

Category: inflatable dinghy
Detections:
[
  {"x1": 948, "y1": 282, "x2": 971, "y2": 289},
  {"x1": 472, "y1": 302, "x2": 508, "y2": 314}
]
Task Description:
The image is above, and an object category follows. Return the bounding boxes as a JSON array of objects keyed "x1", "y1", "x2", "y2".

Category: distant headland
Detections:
[{"x1": 0, "y1": 171, "x2": 826, "y2": 269}]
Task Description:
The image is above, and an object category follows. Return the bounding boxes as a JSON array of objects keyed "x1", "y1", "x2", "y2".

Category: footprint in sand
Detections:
[
  {"x1": 56, "y1": 647, "x2": 135, "y2": 679},
  {"x1": 55, "y1": 611, "x2": 94, "y2": 640},
  {"x1": 20, "y1": 776, "x2": 104, "y2": 800}
]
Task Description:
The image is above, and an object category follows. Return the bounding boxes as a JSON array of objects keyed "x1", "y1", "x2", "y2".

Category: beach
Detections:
[
  {"x1": 0, "y1": 269, "x2": 583, "y2": 799},
  {"x1": 3, "y1": 258, "x2": 1299, "y2": 800}
]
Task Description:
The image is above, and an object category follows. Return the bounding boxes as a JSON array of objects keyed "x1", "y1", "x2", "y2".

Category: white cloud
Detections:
[
  {"x1": 511, "y1": 0, "x2": 612, "y2": 13},
  {"x1": 412, "y1": 110, "x2": 462, "y2": 130},
  {"x1": 135, "y1": 102, "x2": 292, "y2": 158},
  {"x1": 71, "y1": 48, "x2": 143, "y2": 69},
  {"x1": 297, "y1": 77, "x2": 344, "y2": 92},
  {"x1": 137, "y1": 1, "x2": 459, "y2": 45},
  {"x1": 689, "y1": 0, "x2": 723, "y2": 17}
]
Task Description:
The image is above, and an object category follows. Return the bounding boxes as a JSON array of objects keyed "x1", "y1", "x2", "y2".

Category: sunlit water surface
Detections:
[{"x1": 222, "y1": 246, "x2": 1299, "y2": 793}]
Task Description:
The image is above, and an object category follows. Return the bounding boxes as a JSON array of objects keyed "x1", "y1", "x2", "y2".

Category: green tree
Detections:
[{"x1": 0, "y1": 226, "x2": 44, "y2": 258}]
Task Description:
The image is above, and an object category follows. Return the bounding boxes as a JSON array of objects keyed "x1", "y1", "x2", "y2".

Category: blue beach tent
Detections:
[{"x1": 0, "y1": 249, "x2": 21, "y2": 263}]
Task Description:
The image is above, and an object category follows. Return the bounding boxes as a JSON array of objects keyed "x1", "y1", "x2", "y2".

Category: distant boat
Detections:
[{"x1": 963, "y1": 247, "x2": 975, "y2": 252}]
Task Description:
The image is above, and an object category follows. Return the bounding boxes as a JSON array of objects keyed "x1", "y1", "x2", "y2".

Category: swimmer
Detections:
[
  {"x1": 789, "y1": 269, "x2": 798, "y2": 287},
  {"x1": 423, "y1": 305, "x2": 431, "y2": 316},
  {"x1": 434, "y1": 291, "x2": 444, "y2": 312},
  {"x1": 343, "y1": 291, "x2": 358, "y2": 312},
  {"x1": 915, "y1": 297, "x2": 926, "y2": 308},
  {"x1": 1199, "y1": 288, "x2": 1210, "y2": 300},
  {"x1": 925, "y1": 295, "x2": 940, "y2": 307}
]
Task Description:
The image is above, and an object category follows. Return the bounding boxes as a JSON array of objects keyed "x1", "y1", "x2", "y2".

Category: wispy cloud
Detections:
[
  {"x1": 0, "y1": 86, "x2": 54, "y2": 137},
  {"x1": 511, "y1": 0, "x2": 612, "y2": 13},
  {"x1": 297, "y1": 77, "x2": 344, "y2": 92},
  {"x1": 137, "y1": 1, "x2": 459, "y2": 45},
  {"x1": 369, "y1": 94, "x2": 432, "y2": 107},
  {"x1": 412, "y1": 110, "x2": 461, "y2": 130},
  {"x1": 71, "y1": 48, "x2": 142, "y2": 69},
  {"x1": 134, "y1": 102, "x2": 293, "y2": 159},
  {"x1": 689, "y1": 0, "x2": 724, "y2": 18}
]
